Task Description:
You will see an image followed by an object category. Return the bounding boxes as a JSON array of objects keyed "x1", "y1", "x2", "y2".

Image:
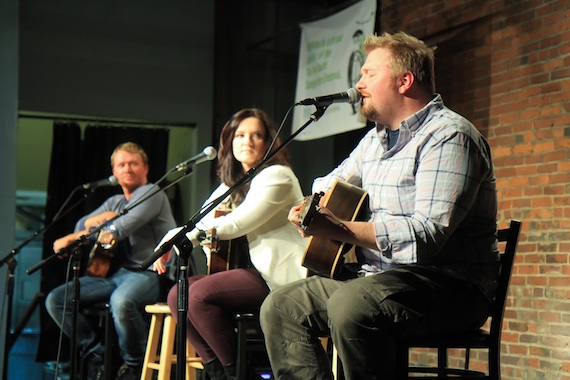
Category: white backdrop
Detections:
[{"x1": 292, "y1": 0, "x2": 376, "y2": 141}]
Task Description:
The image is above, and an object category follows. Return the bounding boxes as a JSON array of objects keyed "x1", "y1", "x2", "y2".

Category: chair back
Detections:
[
  {"x1": 488, "y1": 220, "x2": 521, "y2": 342},
  {"x1": 397, "y1": 220, "x2": 523, "y2": 379}
]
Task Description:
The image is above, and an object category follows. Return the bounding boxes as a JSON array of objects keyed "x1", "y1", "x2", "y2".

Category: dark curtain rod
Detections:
[{"x1": 18, "y1": 112, "x2": 196, "y2": 128}]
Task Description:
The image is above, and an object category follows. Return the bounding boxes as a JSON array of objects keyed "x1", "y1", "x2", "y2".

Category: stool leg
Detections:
[
  {"x1": 332, "y1": 344, "x2": 339, "y2": 380},
  {"x1": 236, "y1": 319, "x2": 249, "y2": 380},
  {"x1": 141, "y1": 313, "x2": 163, "y2": 380},
  {"x1": 186, "y1": 335, "x2": 204, "y2": 380},
  {"x1": 157, "y1": 315, "x2": 176, "y2": 380},
  {"x1": 186, "y1": 340, "x2": 196, "y2": 380}
]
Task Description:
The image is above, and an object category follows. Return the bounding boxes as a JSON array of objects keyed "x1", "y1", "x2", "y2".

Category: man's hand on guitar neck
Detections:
[
  {"x1": 288, "y1": 204, "x2": 344, "y2": 238},
  {"x1": 288, "y1": 204, "x2": 378, "y2": 250},
  {"x1": 52, "y1": 211, "x2": 121, "y2": 258}
]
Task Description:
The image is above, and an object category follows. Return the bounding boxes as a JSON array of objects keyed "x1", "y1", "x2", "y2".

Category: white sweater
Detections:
[{"x1": 167, "y1": 165, "x2": 308, "y2": 290}]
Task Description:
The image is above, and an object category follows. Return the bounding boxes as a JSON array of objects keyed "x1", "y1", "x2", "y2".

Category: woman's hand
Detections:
[{"x1": 152, "y1": 251, "x2": 171, "y2": 274}]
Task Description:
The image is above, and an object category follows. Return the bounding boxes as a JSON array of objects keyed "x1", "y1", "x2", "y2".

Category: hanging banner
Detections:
[{"x1": 292, "y1": 0, "x2": 376, "y2": 141}]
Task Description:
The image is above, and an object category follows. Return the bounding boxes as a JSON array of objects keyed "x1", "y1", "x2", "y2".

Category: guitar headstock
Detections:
[
  {"x1": 97, "y1": 224, "x2": 117, "y2": 250},
  {"x1": 203, "y1": 228, "x2": 220, "y2": 253},
  {"x1": 299, "y1": 191, "x2": 324, "y2": 231}
]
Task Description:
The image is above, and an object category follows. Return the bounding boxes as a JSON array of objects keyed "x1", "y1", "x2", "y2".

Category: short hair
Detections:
[
  {"x1": 110, "y1": 142, "x2": 148, "y2": 167},
  {"x1": 364, "y1": 31, "x2": 436, "y2": 94}
]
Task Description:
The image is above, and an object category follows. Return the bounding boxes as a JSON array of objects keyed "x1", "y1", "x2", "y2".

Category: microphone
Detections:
[
  {"x1": 174, "y1": 146, "x2": 217, "y2": 172},
  {"x1": 297, "y1": 88, "x2": 361, "y2": 107},
  {"x1": 82, "y1": 175, "x2": 119, "y2": 190}
]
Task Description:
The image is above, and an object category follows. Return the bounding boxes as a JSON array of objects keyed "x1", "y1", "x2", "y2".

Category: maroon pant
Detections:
[{"x1": 167, "y1": 267, "x2": 269, "y2": 365}]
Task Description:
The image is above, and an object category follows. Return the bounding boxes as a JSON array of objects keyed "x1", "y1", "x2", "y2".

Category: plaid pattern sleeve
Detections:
[{"x1": 313, "y1": 94, "x2": 498, "y2": 280}]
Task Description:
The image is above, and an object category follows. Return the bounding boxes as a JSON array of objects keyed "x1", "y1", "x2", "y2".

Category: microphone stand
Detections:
[
  {"x1": 139, "y1": 105, "x2": 329, "y2": 380},
  {"x1": 26, "y1": 166, "x2": 196, "y2": 380},
  {"x1": 0, "y1": 187, "x2": 96, "y2": 380}
]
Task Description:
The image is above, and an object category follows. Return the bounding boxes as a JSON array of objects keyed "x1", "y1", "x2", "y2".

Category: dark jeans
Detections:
[
  {"x1": 260, "y1": 266, "x2": 490, "y2": 380},
  {"x1": 45, "y1": 268, "x2": 160, "y2": 366}
]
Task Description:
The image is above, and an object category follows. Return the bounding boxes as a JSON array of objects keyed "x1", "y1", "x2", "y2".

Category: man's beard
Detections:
[{"x1": 360, "y1": 102, "x2": 379, "y2": 123}]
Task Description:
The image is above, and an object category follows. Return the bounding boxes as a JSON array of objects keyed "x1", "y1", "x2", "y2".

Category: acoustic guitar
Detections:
[
  {"x1": 86, "y1": 225, "x2": 122, "y2": 278},
  {"x1": 299, "y1": 180, "x2": 368, "y2": 279},
  {"x1": 202, "y1": 209, "x2": 249, "y2": 275}
]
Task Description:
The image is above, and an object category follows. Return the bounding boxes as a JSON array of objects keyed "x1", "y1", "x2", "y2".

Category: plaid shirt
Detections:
[{"x1": 313, "y1": 94, "x2": 499, "y2": 298}]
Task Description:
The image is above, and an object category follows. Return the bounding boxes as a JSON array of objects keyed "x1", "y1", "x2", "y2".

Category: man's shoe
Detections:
[
  {"x1": 115, "y1": 363, "x2": 140, "y2": 380},
  {"x1": 85, "y1": 353, "x2": 104, "y2": 380},
  {"x1": 93, "y1": 364, "x2": 105, "y2": 380}
]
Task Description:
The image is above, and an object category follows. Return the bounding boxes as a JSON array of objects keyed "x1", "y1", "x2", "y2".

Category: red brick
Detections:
[{"x1": 380, "y1": 1, "x2": 569, "y2": 377}]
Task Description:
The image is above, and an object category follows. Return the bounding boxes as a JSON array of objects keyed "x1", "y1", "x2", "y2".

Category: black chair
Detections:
[
  {"x1": 234, "y1": 312, "x2": 271, "y2": 380},
  {"x1": 81, "y1": 302, "x2": 118, "y2": 380},
  {"x1": 397, "y1": 219, "x2": 522, "y2": 379}
]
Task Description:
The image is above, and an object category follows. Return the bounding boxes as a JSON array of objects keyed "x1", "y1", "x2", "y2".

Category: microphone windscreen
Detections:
[{"x1": 347, "y1": 88, "x2": 362, "y2": 104}]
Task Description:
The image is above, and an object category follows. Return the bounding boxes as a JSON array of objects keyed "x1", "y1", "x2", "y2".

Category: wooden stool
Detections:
[
  {"x1": 318, "y1": 337, "x2": 339, "y2": 379},
  {"x1": 141, "y1": 303, "x2": 203, "y2": 380}
]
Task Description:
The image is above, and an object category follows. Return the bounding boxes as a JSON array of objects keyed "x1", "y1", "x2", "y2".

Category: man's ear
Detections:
[{"x1": 398, "y1": 71, "x2": 414, "y2": 94}]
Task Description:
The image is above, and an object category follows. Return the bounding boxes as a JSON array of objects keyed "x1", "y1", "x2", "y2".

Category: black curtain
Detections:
[
  {"x1": 37, "y1": 123, "x2": 170, "y2": 362},
  {"x1": 37, "y1": 122, "x2": 82, "y2": 362}
]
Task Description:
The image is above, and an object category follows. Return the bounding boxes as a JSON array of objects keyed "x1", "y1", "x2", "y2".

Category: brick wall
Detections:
[{"x1": 380, "y1": 0, "x2": 570, "y2": 378}]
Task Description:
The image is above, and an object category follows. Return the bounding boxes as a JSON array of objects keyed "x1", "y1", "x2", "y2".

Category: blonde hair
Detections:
[
  {"x1": 364, "y1": 32, "x2": 436, "y2": 94},
  {"x1": 110, "y1": 142, "x2": 148, "y2": 167}
]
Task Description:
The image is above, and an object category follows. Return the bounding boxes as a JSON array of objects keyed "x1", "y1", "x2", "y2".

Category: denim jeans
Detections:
[
  {"x1": 45, "y1": 267, "x2": 160, "y2": 366},
  {"x1": 260, "y1": 267, "x2": 490, "y2": 380}
]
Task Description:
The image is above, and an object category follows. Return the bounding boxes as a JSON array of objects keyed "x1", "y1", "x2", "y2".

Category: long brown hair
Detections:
[{"x1": 217, "y1": 108, "x2": 291, "y2": 206}]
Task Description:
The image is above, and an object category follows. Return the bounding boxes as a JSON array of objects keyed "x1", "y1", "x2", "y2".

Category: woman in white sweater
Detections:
[{"x1": 159, "y1": 108, "x2": 307, "y2": 380}]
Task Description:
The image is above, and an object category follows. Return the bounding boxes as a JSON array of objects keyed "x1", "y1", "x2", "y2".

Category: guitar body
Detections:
[
  {"x1": 206, "y1": 209, "x2": 250, "y2": 275},
  {"x1": 86, "y1": 226, "x2": 124, "y2": 278},
  {"x1": 301, "y1": 180, "x2": 368, "y2": 279},
  {"x1": 207, "y1": 234, "x2": 249, "y2": 274},
  {"x1": 86, "y1": 243, "x2": 116, "y2": 277}
]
